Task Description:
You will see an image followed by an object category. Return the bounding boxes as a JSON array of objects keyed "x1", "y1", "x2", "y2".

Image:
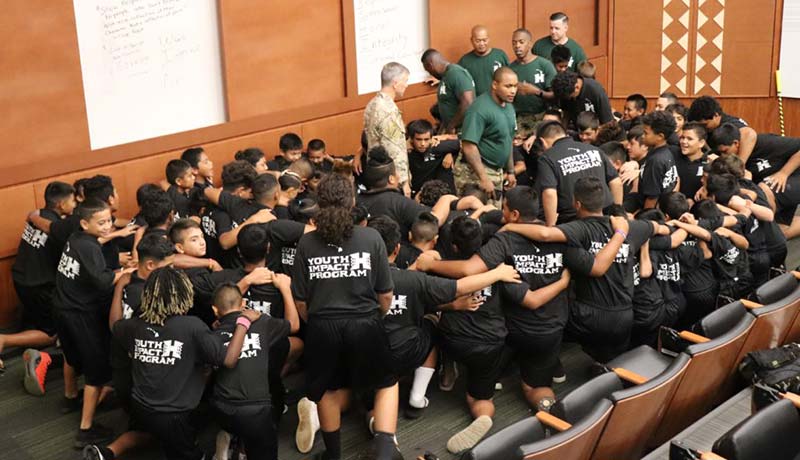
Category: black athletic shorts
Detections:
[
  {"x1": 130, "y1": 400, "x2": 202, "y2": 460},
  {"x1": 211, "y1": 399, "x2": 277, "y2": 460},
  {"x1": 441, "y1": 338, "x2": 510, "y2": 400},
  {"x1": 304, "y1": 313, "x2": 395, "y2": 402},
  {"x1": 389, "y1": 319, "x2": 436, "y2": 376},
  {"x1": 14, "y1": 282, "x2": 57, "y2": 336},
  {"x1": 55, "y1": 309, "x2": 111, "y2": 386},
  {"x1": 268, "y1": 336, "x2": 290, "y2": 412},
  {"x1": 506, "y1": 331, "x2": 563, "y2": 388},
  {"x1": 566, "y1": 301, "x2": 632, "y2": 363}
]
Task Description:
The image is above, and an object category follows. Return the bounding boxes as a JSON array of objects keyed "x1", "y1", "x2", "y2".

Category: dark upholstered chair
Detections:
[{"x1": 712, "y1": 399, "x2": 800, "y2": 460}]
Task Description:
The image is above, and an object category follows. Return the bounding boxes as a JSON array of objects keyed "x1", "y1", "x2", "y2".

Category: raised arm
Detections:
[
  {"x1": 501, "y1": 222, "x2": 567, "y2": 243},
  {"x1": 589, "y1": 216, "x2": 629, "y2": 277}
]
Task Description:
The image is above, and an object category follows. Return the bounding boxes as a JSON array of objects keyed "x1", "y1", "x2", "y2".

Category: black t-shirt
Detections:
[
  {"x1": 211, "y1": 312, "x2": 290, "y2": 404},
  {"x1": 439, "y1": 281, "x2": 507, "y2": 344},
  {"x1": 409, "y1": 140, "x2": 459, "y2": 194},
  {"x1": 709, "y1": 233, "x2": 753, "y2": 298},
  {"x1": 738, "y1": 178, "x2": 786, "y2": 256},
  {"x1": 356, "y1": 188, "x2": 430, "y2": 241},
  {"x1": 673, "y1": 152, "x2": 708, "y2": 200},
  {"x1": 263, "y1": 220, "x2": 306, "y2": 274},
  {"x1": 720, "y1": 113, "x2": 748, "y2": 129},
  {"x1": 266, "y1": 156, "x2": 292, "y2": 172},
  {"x1": 558, "y1": 217, "x2": 653, "y2": 310},
  {"x1": 55, "y1": 231, "x2": 116, "y2": 313},
  {"x1": 513, "y1": 145, "x2": 533, "y2": 186},
  {"x1": 185, "y1": 267, "x2": 217, "y2": 325},
  {"x1": 12, "y1": 208, "x2": 61, "y2": 287},
  {"x1": 640, "y1": 145, "x2": 678, "y2": 198},
  {"x1": 647, "y1": 234, "x2": 683, "y2": 304},
  {"x1": 746, "y1": 134, "x2": 800, "y2": 183},
  {"x1": 49, "y1": 214, "x2": 81, "y2": 255},
  {"x1": 201, "y1": 203, "x2": 238, "y2": 269},
  {"x1": 218, "y1": 192, "x2": 270, "y2": 227},
  {"x1": 167, "y1": 185, "x2": 194, "y2": 220},
  {"x1": 291, "y1": 226, "x2": 393, "y2": 319},
  {"x1": 537, "y1": 137, "x2": 618, "y2": 223},
  {"x1": 385, "y1": 267, "x2": 456, "y2": 351},
  {"x1": 395, "y1": 244, "x2": 423, "y2": 270},
  {"x1": 561, "y1": 78, "x2": 613, "y2": 128},
  {"x1": 113, "y1": 315, "x2": 225, "y2": 412},
  {"x1": 122, "y1": 273, "x2": 146, "y2": 320},
  {"x1": 479, "y1": 231, "x2": 568, "y2": 334},
  {"x1": 677, "y1": 238, "x2": 714, "y2": 294},
  {"x1": 197, "y1": 267, "x2": 287, "y2": 318},
  {"x1": 631, "y1": 258, "x2": 665, "y2": 327},
  {"x1": 118, "y1": 214, "x2": 146, "y2": 253}
]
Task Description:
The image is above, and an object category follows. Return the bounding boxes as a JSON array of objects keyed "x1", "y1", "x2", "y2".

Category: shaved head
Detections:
[
  {"x1": 493, "y1": 66, "x2": 517, "y2": 82},
  {"x1": 471, "y1": 25, "x2": 488, "y2": 37},
  {"x1": 470, "y1": 25, "x2": 490, "y2": 55}
]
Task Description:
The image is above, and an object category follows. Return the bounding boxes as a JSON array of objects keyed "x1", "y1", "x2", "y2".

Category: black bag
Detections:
[{"x1": 739, "y1": 343, "x2": 800, "y2": 393}]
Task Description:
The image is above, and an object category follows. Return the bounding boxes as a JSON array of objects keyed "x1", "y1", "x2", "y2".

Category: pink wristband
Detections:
[
  {"x1": 236, "y1": 316, "x2": 251, "y2": 330},
  {"x1": 615, "y1": 229, "x2": 627, "y2": 239}
]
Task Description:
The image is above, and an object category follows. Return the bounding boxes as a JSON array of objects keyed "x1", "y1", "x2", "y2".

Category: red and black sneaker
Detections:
[{"x1": 22, "y1": 348, "x2": 51, "y2": 396}]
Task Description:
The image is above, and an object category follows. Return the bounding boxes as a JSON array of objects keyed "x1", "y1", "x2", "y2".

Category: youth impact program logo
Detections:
[{"x1": 307, "y1": 252, "x2": 372, "y2": 280}]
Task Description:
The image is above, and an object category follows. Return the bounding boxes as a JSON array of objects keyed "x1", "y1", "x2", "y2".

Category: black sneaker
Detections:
[
  {"x1": 74, "y1": 423, "x2": 114, "y2": 449},
  {"x1": 82, "y1": 444, "x2": 114, "y2": 460},
  {"x1": 61, "y1": 389, "x2": 84, "y2": 414}
]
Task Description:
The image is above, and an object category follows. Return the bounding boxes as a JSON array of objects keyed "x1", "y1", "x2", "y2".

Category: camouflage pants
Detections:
[{"x1": 453, "y1": 157, "x2": 505, "y2": 207}]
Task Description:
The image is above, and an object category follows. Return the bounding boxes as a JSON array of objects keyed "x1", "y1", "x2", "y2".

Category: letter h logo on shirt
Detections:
[
  {"x1": 350, "y1": 252, "x2": 371, "y2": 271},
  {"x1": 162, "y1": 340, "x2": 183, "y2": 359}
]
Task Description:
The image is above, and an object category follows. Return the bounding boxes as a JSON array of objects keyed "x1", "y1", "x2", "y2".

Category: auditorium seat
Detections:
[
  {"x1": 739, "y1": 273, "x2": 800, "y2": 351},
  {"x1": 591, "y1": 351, "x2": 691, "y2": 460},
  {"x1": 712, "y1": 399, "x2": 800, "y2": 460},
  {"x1": 754, "y1": 272, "x2": 800, "y2": 305},
  {"x1": 779, "y1": 272, "x2": 800, "y2": 343},
  {"x1": 465, "y1": 373, "x2": 619, "y2": 460}
]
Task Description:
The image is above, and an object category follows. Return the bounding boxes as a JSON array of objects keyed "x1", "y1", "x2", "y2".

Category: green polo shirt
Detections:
[
  {"x1": 458, "y1": 48, "x2": 509, "y2": 96},
  {"x1": 532, "y1": 37, "x2": 588, "y2": 72},
  {"x1": 461, "y1": 92, "x2": 517, "y2": 169},
  {"x1": 437, "y1": 64, "x2": 476, "y2": 129},
  {"x1": 509, "y1": 57, "x2": 556, "y2": 115}
]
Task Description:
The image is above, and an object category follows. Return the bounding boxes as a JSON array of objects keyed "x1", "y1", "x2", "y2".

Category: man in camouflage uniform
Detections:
[{"x1": 364, "y1": 62, "x2": 412, "y2": 196}]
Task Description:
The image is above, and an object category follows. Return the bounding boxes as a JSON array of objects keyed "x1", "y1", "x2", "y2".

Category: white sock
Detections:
[{"x1": 409, "y1": 366, "x2": 435, "y2": 408}]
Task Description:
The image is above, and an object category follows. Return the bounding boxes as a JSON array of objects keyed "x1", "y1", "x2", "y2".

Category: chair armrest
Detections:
[
  {"x1": 612, "y1": 367, "x2": 649, "y2": 385},
  {"x1": 740, "y1": 298, "x2": 763, "y2": 310},
  {"x1": 701, "y1": 452, "x2": 727, "y2": 460},
  {"x1": 679, "y1": 330, "x2": 710, "y2": 343},
  {"x1": 535, "y1": 411, "x2": 571, "y2": 432}
]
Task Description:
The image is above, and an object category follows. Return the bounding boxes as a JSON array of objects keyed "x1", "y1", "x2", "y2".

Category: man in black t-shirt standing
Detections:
[{"x1": 535, "y1": 120, "x2": 622, "y2": 225}]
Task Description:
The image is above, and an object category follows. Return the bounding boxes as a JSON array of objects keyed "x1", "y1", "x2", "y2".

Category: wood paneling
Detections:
[
  {"x1": 302, "y1": 111, "x2": 364, "y2": 157},
  {"x1": 429, "y1": 0, "x2": 520, "y2": 63},
  {"x1": 719, "y1": 0, "x2": 777, "y2": 96},
  {"x1": 0, "y1": 2, "x2": 89, "y2": 171},
  {"x1": 592, "y1": 56, "x2": 609, "y2": 90},
  {"x1": 611, "y1": 0, "x2": 663, "y2": 98},
  {"x1": 219, "y1": 0, "x2": 346, "y2": 120},
  {"x1": 0, "y1": 185, "x2": 37, "y2": 260}
]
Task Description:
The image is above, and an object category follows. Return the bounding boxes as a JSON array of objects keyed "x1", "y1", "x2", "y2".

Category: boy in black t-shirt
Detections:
[
  {"x1": 395, "y1": 212, "x2": 439, "y2": 269},
  {"x1": 3, "y1": 182, "x2": 75, "y2": 380},
  {"x1": 305, "y1": 139, "x2": 335, "y2": 173},
  {"x1": 165, "y1": 159, "x2": 198, "y2": 220},
  {"x1": 210, "y1": 282, "x2": 296, "y2": 460},
  {"x1": 675, "y1": 123, "x2": 710, "y2": 203},
  {"x1": 551, "y1": 71, "x2": 614, "y2": 128},
  {"x1": 55, "y1": 199, "x2": 135, "y2": 448},
  {"x1": 267, "y1": 132, "x2": 304, "y2": 172},
  {"x1": 576, "y1": 111, "x2": 600, "y2": 145},
  {"x1": 550, "y1": 45, "x2": 572, "y2": 73},
  {"x1": 688, "y1": 95, "x2": 757, "y2": 161},
  {"x1": 181, "y1": 147, "x2": 215, "y2": 188},
  {"x1": 638, "y1": 111, "x2": 679, "y2": 210},
  {"x1": 712, "y1": 123, "x2": 800, "y2": 185},
  {"x1": 111, "y1": 267, "x2": 256, "y2": 460},
  {"x1": 406, "y1": 119, "x2": 459, "y2": 196}
]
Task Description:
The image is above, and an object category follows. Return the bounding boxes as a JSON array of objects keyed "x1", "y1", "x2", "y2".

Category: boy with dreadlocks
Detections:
[{"x1": 109, "y1": 267, "x2": 257, "y2": 460}]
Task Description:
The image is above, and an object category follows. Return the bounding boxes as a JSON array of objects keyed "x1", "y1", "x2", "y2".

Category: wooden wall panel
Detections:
[
  {"x1": 524, "y1": 0, "x2": 600, "y2": 51},
  {"x1": 718, "y1": 0, "x2": 777, "y2": 96},
  {"x1": 611, "y1": 0, "x2": 663, "y2": 97},
  {"x1": 0, "y1": 2, "x2": 89, "y2": 172},
  {"x1": 0, "y1": 259, "x2": 19, "y2": 327},
  {"x1": 592, "y1": 56, "x2": 609, "y2": 90},
  {"x1": 220, "y1": 0, "x2": 346, "y2": 120},
  {"x1": 429, "y1": 0, "x2": 519, "y2": 63},
  {"x1": 0, "y1": 185, "x2": 37, "y2": 260},
  {"x1": 302, "y1": 111, "x2": 365, "y2": 157}
]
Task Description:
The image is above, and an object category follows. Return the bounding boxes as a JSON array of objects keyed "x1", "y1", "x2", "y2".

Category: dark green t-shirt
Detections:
[
  {"x1": 532, "y1": 37, "x2": 588, "y2": 71},
  {"x1": 458, "y1": 48, "x2": 509, "y2": 96},
  {"x1": 461, "y1": 92, "x2": 517, "y2": 169},
  {"x1": 509, "y1": 57, "x2": 557, "y2": 115},
  {"x1": 438, "y1": 64, "x2": 476, "y2": 129}
]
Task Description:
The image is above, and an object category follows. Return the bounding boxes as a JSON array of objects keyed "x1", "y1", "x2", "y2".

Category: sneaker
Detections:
[
  {"x1": 438, "y1": 361, "x2": 458, "y2": 392},
  {"x1": 61, "y1": 389, "x2": 84, "y2": 414},
  {"x1": 446, "y1": 415, "x2": 493, "y2": 454},
  {"x1": 214, "y1": 430, "x2": 231, "y2": 460},
  {"x1": 405, "y1": 396, "x2": 429, "y2": 419},
  {"x1": 552, "y1": 360, "x2": 566, "y2": 384},
  {"x1": 74, "y1": 423, "x2": 114, "y2": 449},
  {"x1": 295, "y1": 397, "x2": 320, "y2": 454},
  {"x1": 22, "y1": 349, "x2": 51, "y2": 396},
  {"x1": 82, "y1": 444, "x2": 114, "y2": 460}
]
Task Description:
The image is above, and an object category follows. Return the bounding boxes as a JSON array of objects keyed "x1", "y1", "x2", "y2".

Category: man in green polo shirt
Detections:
[
  {"x1": 422, "y1": 49, "x2": 475, "y2": 134},
  {"x1": 533, "y1": 12, "x2": 588, "y2": 72},
  {"x1": 454, "y1": 67, "x2": 518, "y2": 204},
  {"x1": 458, "y1": 25, "x2": 509, "y2": 96},
  {"x1": 509, "y1": 28, "x2": 556, "y2": 116}
]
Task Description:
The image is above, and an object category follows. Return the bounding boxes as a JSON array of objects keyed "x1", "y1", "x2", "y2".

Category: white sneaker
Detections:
[
  {"x1": 214, "y1": 431, "x2": 231, "y2": 460},
  {"x1": 295, "y1": 397, "x2": 320, "y2": 453}
]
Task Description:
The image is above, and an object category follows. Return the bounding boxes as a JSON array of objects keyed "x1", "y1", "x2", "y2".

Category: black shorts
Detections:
[
  {"x1": 389, "y1": 320, "x2": 436, "y2": 376},
  {"x1": 441, "y1": 339, "x2": 510, "y2": 400},
  {"x1": 211, "y1": 400, "x2": 277, "y2": 460},
  {"x1": 268, "y1": 336, "x2": 290, "y2": 409},
  {"x1": 14, "y1": 282, "x2": 57, "y2": 336},
  {"x1": 130, "y1": 400, "x2": 202, "y2": 460},
  {"x1": 304, "y1": 313, "x2": 395, "y2": 402},
  {"x1": 567, "y1": 301, "x2": 632, "y2": 363},
  {"x1": 506, "y1": 331, "x2": 563, "y2": 388},
  {"x1": 55, "y1": 309, "x2": 111, "y2": 386}
]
